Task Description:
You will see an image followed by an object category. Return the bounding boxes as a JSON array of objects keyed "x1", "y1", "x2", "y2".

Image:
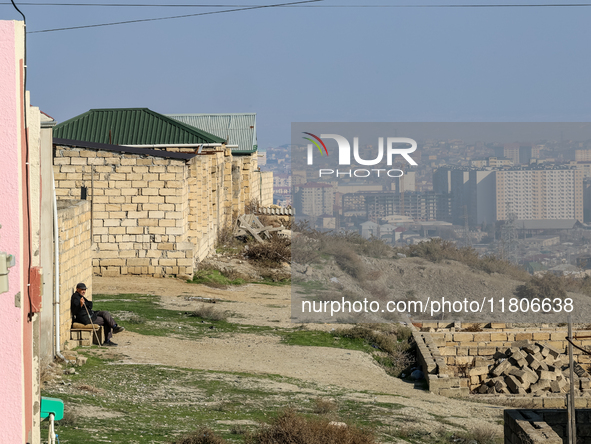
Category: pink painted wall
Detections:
[{"x1": 0, "y1": 20, "x2": 25, "y2": 443}]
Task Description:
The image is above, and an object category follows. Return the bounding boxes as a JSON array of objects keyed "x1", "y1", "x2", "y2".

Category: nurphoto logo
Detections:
[{"x1": 303, "y1": 132, "x2": 418, "y2": 178}]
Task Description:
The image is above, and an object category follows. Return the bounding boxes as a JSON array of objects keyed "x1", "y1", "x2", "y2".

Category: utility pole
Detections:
[
  {"x1": 500, "y1": 202, "x2": 518, "y2": 263},
  {"x1": 461, "y1": 205, "x2": 472, "y2": 248}
]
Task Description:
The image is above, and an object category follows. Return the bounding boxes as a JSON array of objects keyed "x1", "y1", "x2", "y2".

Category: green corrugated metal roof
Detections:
[{"x1": 53, "y1": 108, "x2": 225, "y2": 145}]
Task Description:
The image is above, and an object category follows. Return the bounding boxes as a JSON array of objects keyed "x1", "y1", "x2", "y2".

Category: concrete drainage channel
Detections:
[{"x1": 413, "y1": 323, "x2": 591, "y2": 409}]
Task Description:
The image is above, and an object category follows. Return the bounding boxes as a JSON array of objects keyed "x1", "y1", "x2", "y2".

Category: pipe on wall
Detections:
[{"x1": 52, "y1": 168, "x2": 68, "y2": 363}]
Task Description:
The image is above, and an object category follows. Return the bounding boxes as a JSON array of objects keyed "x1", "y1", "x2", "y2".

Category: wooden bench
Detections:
[{"x1": 70, "y1": 322, "x2": 104, "y2": 346}]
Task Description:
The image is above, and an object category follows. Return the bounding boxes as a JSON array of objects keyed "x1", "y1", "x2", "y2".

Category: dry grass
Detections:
[
  {"x1": 334, "y1": 325, "x2": 413, "y2": 377},
  {"x1": 75, "y1": 384, "x2": 103, "y2": 394},
  {"x1": 126, "y1": 314, "x2": 146, "y2": 324},
  {"x1": 58, "y1": 409, "x2": 77, "y2": 427},
  {"x1": 292, "y1": 234, "x2": 321, "y2": 264},
  {"x1": 189, "y1": 304, "x2": 229, "y2": 322},
  {"x1": 171, "y1": 427, "x2": 228, "y2": 444},
  {"x1": 245, "y1": 234, "x2": 291, "y2": 266},
  {"x1": 245, "y1": 409, "x2": 376, "y2": 444},
  {"x1": 453, "y1": 426, "x2": 502, "y2": 444},
  {"x1": 230, "y1": 425, "x2": 247, "y2": 435},
  {"x1": 312, "y1": 398, "x2": 338, "y2": 414},
  {"x1": 398, "y1": 238, "x2": 530, "y2": 281},
  {"x1": 462, "y1": 323, "x2": 483, "y2": 332},
  {"x1": 39, "y1": 358, "x2": 54, "y2": 385},
  {"x1": 515, "y1": 273, "x2": 567, "y2": 300}
]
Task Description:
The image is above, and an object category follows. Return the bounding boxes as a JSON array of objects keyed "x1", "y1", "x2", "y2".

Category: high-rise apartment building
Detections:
[
  {"x1": 294, "y1": 182, "x2": 335, "y2": 217},
  {"x1": 495, "y1": 167, "x2": 583, "y2": 221},
  {"x1": 494, "y1": 144, "x2": 538, "y2": 165},
  {"x1": 576, "y1": 149, "x2": 591, "y2": 162},
  {"x1": 434, "y1": 165, "x2": 583, "y2": 225}
]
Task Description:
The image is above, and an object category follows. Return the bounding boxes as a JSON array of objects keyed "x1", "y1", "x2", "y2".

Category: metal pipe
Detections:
[
  {"x1": 52, "y1": 168, "x2": 68, "y2": 363},
  {"x1": 568, "y1": 315, "x2": 577, "y2": 443},
  {"x1": 90, "y1": 165, "x2": 94, "y2": 242}
]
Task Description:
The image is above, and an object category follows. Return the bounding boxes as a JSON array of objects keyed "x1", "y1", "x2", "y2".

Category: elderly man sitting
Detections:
[{"x1": 71, "y1": 283, "x2": 124, "y2": 346}]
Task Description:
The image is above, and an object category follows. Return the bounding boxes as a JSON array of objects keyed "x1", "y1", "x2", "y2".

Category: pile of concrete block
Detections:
[{"x1": 471, "y1": 341, "x2": 591, "y2": 395}]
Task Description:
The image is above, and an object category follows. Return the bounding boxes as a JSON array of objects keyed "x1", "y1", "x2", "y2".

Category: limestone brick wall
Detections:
[
  {"x1": 57, "y1": 200, "x2": 92, "y2": 350},
  {"x1": 429, "y1": 327, "x2": 591, "y2": 366},
  {"x1": 414, "y1": 323, "x2": 591, "y2": 406},
  {"x1": 53, "y1": 145, "x2": 271, "y2": 277},
  {"x1": 188, "y1": 150, "x2": 235, "y2": 262},
  {"x1": 53, "y1": 145, "x2": 194, "y2": 277},
  {"x1": 251, "y1": 171, "x2": 273, "y2": 206}
]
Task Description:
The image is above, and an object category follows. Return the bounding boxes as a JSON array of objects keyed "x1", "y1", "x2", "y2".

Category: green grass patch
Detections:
[
  {"x1": 94, "y1": 293, "x2": 273, "y2": 340},
  {"x1": 41, "y1": 354, "x2": 407, "y2": 444},
  {"x1": 279, "y1": 330, "x2": 373, "y2": 353},
  {"x1": 293, "y1": 280, "x2": 327, "y2": 295},
  {"x1": 189, "y1": 269, "x2": 246, "y2": 287}
]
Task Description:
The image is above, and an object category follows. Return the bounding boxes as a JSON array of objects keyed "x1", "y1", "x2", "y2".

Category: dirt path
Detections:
[{"x1": 94, "y1": 276, "x2": 504, "y2": 433}]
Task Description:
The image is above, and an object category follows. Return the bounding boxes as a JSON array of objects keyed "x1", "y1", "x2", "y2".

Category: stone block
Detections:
[
  {"x1": 490, "y1": 359, "x2": 510, "y2": 377},
  {"x1": 477, "y1": 347, "x2": 496, "y2": 356},
  {"x1": 453, "y1": 333, "x2": 474, "y2": 342},
  {"x1": 494, "y1": 380, "x2": 507, "y2": 393},
  {"x1": 532, "y1": 332, "x2": 550, "y2": 341},
  {"x1": 469, "y1": 366, "x2": 489, "y2": 377},
  {"x1": 543, "y1": 397, "x2": 565, "y2": 408},
  {"x1": 477, "y1": 384, "x2": 489, "y2": 394},
  {"x1": 515, "y1": 333, "x2": 533, "y2": 341},
  {"x1": 530, "y1": 379, "x2": 552, "y2": 393},
  {"x1": 523, "y1": 345, "x2": 540, "y2": 355},
  {"x1": 490, "y1": 323, "x2": 505, "y2": 329},
  {"x1": 537, "y1": 370, "x2": 557, "y2": 381},
  {"x1": 505, "y1": 375, "x2": 524, "y2": 393}
]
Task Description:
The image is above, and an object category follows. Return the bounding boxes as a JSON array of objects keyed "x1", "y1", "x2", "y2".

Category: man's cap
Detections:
[{"x1": 76, "y1": 283, "x2": 87, "y2": 290}]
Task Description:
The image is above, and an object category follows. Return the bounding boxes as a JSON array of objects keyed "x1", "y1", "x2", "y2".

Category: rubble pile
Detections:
[{"x1": 472, "y1": 341, "x2": 591, "y2": 395}]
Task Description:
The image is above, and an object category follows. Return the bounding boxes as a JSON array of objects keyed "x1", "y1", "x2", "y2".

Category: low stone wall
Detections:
[
  {"x1": 504, "y1": 409, "x2": 591, "y2": 443},
  {"x1": 57, "y1": 200, "x2": 92, "y2": 350},
  {"x1": 414, "y1": 323, "x2": 591, "y2": 405},
  {"x1": 414, "y1": 331, "x2": 469, "y2": 396}
]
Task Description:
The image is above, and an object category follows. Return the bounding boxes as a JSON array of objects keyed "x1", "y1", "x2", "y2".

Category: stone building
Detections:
[{"x1": 53, "y1": 108, "x2": 272, "y2": 278}]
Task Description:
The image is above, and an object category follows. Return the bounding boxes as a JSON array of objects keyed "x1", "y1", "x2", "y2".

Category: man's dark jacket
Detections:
[{"x1": 71, "y1": 291, "x2": 98, "y2": 325}]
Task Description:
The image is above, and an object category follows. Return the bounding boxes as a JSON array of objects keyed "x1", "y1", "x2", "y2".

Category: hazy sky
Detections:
[{"x1": 2, "y1": 0, "x2": 591, "y2": 148}]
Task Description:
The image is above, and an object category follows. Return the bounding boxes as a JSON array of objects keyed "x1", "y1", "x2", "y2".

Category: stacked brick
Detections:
[
  {"x1": 414, "y1": 325, "x2": 591, "y2": 405},
  {"x1": 432, "y1": 328, "x2": 591, "y2": 367},
  {"x1": 473, "y1": 341, "x2": 591, "y2": 396},
  {"x1": 56, "y1": 200, "x2": 92, "y2": 350}
]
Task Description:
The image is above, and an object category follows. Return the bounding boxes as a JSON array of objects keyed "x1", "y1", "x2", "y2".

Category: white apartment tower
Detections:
[{"x1": 495, "y1": 167, "x2": 583, "y2": 221}]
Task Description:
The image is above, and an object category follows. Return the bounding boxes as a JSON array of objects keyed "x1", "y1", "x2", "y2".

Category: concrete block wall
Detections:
[
  {"x1": 53, "y1": 145, "x2": 271, "y2": 276},
  {"x1": 505, "y1": 409, "x2": 591, "y2": 443},
  {"x1": 188, "y1": 150, "x2": 232, "y2": 262},
  {"x1": 414, "y1": 324, "x2": 591, "y2": 406},
  {"x1": 53, "y1": 146, "x2": 195, "y2": 278},
  {"x1": 251, "y1": 170, "x2": 273, "y2": 207},
  {"x1": 429, "y1": 328, "x2": 591, "y2": 367},
  {"x1": 57, "y1": 200, "x2": 92, "y2": 350}
]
